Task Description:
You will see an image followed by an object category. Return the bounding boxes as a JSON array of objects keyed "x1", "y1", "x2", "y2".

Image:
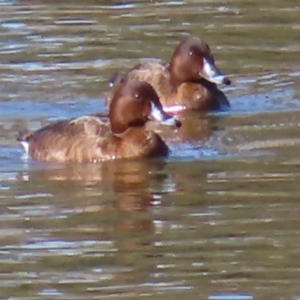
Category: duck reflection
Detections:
[
  {"x1": 16, "y1": 158, "x2": 174, "y2": 226},
  {"x1": 16, "y1": 159, "x2": 175, "y2": 284}
]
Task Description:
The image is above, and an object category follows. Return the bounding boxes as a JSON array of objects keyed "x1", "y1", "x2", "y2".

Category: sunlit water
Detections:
[{"x1": 1, "y1": 0, "x2": 300, "y2": 299}]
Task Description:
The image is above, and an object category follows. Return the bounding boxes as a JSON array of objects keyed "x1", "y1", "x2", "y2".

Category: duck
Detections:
[
  {"x1": 17, "y1": 79, "x2": 181, "y2": 163},
  {"x1": 106, "y1": 36, "x2": 231, "y2": 114}
]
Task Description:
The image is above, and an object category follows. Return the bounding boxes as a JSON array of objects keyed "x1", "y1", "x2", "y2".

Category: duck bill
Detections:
[
  {"x1": 149, "y1": 103, "x2": 181, "y2": 128},
  {"x1": 200, "y1": 58, "x2": 231, "y2": 85}
]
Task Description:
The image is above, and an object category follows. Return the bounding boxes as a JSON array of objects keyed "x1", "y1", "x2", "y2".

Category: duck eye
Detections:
[
  {"x1": 134, "y1": 92, "x2": 141, "y2": 100},
  {"x1": 189, "y1": 51, "x2": 194, "y2": 56}
]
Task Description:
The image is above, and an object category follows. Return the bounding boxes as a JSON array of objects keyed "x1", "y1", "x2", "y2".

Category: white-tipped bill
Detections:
[{"x1": 201, "y1": 58, "x2": 230, "y2": 85}]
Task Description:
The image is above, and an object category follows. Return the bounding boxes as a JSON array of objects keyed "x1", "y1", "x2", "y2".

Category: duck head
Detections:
[
  {"x1": 109, "y1": 78, "x2": 182, "y2": 135},
  {"x1": 169, "y1": 37, "x2": 231, "y2": 86}
]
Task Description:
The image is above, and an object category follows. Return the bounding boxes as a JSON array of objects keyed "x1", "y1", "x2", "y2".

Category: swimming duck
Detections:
[
  {"x1": 17, "y1": 79, "x2": 181, "y2": 163},
  {"x1": 106, "y1": 36, "x2": 231, "y2": 114}
]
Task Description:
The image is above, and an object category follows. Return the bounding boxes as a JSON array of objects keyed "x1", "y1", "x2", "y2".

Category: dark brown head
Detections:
[
  {"x1": 109, "y1": 78, "x2": 181, "y2": 134},
  {"x1": 169, "y1": 37, "x2": 231, "y2": 87}
]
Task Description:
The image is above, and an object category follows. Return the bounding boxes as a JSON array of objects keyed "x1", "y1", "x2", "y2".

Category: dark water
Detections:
[{"x1": 1, "y1": 0, "x2": 300, "y2": 299}]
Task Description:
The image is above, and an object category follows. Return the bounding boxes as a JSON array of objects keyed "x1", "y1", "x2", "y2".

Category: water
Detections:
[{"x1": 1, "y1": 0, "x2": 300, "y2": 299}]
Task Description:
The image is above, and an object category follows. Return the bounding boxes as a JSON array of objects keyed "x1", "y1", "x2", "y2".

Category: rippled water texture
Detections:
[{"x1": 1, "y1": 0, "x2": 300, "y2": 299}]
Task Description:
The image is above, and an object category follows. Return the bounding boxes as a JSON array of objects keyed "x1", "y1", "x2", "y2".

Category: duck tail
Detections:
[
  {"x1": 16, "y1": 130, "x2": 31, "y2": 154},
  {"x1": 16, "y1": 129, "x2": 30, "y2": 142},
  {"x1": 109, "y1": 71, "x2": 125, "y2": 87}
]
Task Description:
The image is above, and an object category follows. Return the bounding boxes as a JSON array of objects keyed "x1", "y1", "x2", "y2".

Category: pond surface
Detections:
[{"x1": 1, "y1": 0, "x2": 300, "y2": 299}]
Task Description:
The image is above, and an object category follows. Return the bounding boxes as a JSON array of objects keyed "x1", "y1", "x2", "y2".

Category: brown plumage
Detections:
[
  {"x1": 106, "y1": 37, "x2": 231, "y2": 113},
  {"x1": 17, "y1": 79, "x2": 181, "y2": 163}
]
